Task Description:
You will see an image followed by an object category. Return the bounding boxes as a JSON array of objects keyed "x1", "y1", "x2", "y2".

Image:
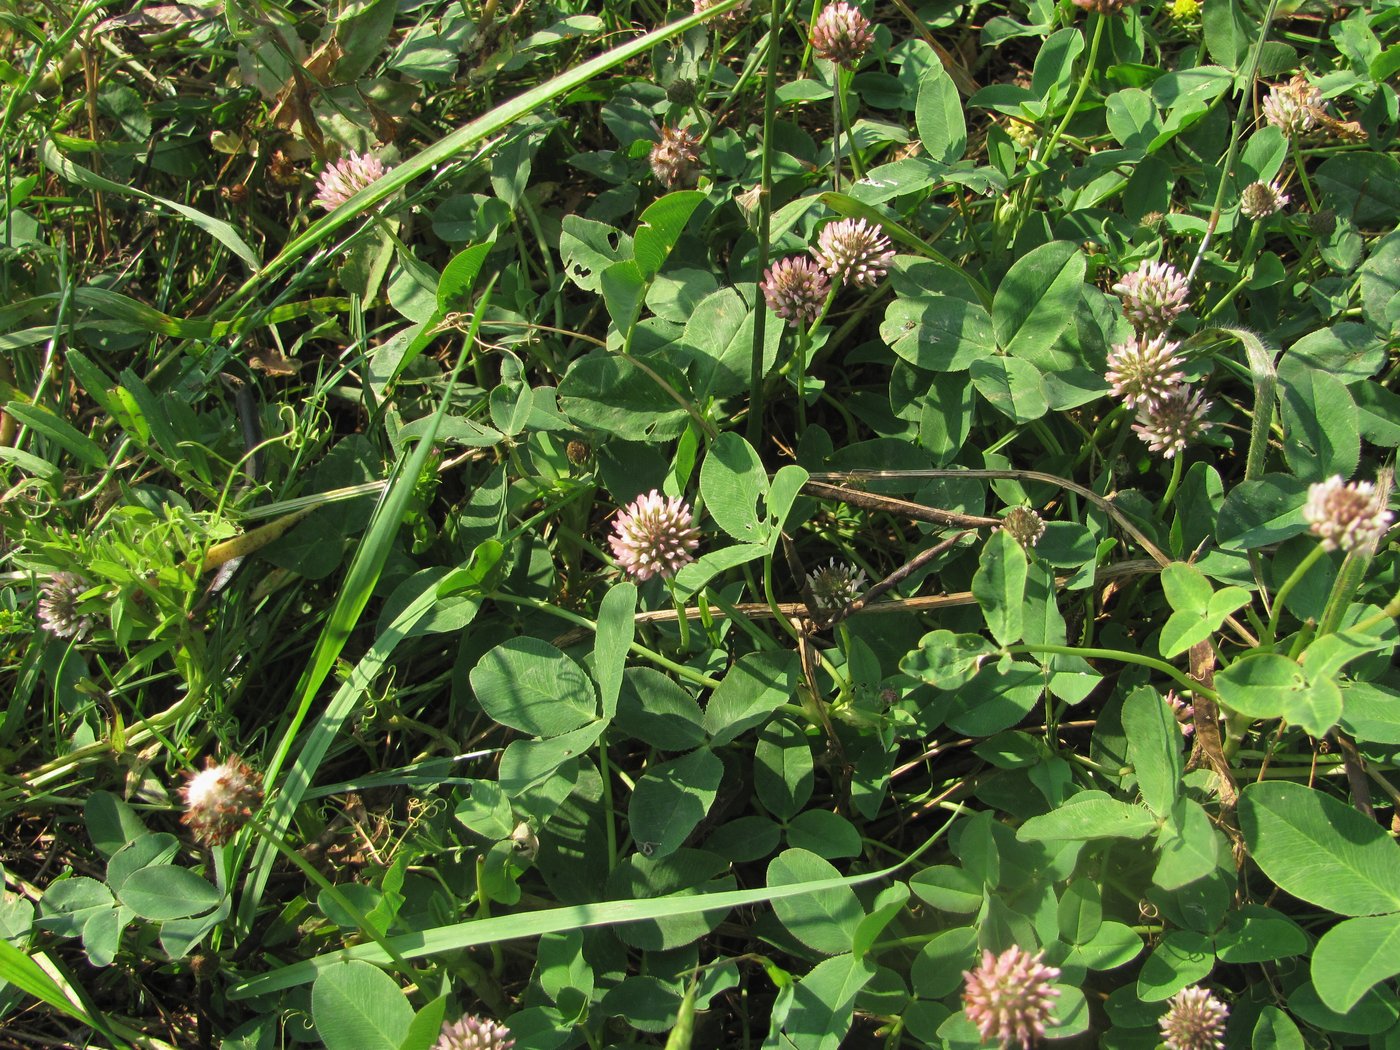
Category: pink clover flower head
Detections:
[
  {"x1": 650, "y1": 125, "x2": 704, "y2": 189},
  {"x1": 1240, "y1": 180, "x2": 1289, "y2": 220},
  {"x1": 1302, "y1": 475, "x2": 1393, "y2": 554},
  {"x1": 609, "y1": 490, "x2": 700, "y2": 581},
  {"x1": 1105, "y1": 334, "x2": 1186, "y2": 410},
  {"x1": 1131, "y1": 386, "x2": 1213, "y2": 459},
  {"x1": 1262, "y1": 75, "x2": 1324, "y2": 138},
  {"x1": 1000, "y1": 506, "x2": 1046, "y2": 549},
  {"x1": 805, "y1": 558, "x2": 867, "y2": 610},
  {"x1": 181, "y1": 756, "x2": 264, "y2": 847},
  {"x1": 693, "y1": 0, "x2": 750, "y2": 27},
  {"x1": 314, "y1": 151, "x2": 388, "y2": 210},
  {"x1": 810, "y1": 2, "x2": 874, "y2": 67},
  {"x1": 1158, "y1": 986, "x2": 1228, "y2": 1050},
  {"x1": 761, "y1": 256, "x2": 831, "y2": 328},
  {"x1": 37, "y1": 570, "x2": 96, "y2": 640},
  {"x1": 433, "y1": 1014, "x2": 515, "y2": 1050},
  {"x1": 1165, "y1": 690, "x2": 1195, "y2": 737},
  {"x1": 962, "y1": 945, "x2": 1061, "y2": 1048},
  {"x1": 1112, "y1": 260, "x2": 1190, "y2": 335},
  {"x1": 814, "y1": 218, "x2": 894, "y2": 288}
]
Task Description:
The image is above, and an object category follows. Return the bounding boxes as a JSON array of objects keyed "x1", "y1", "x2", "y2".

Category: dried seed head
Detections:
[
  {"x1": 1105, "y1": 334, "x2": 1187, "y2": 410},
  {"x1": 1112, "y1": 260, "x2": 1190, "y2": 335},
  {"x1": 1000, "y1": 507, "x2": 1046, "y2": 549},
  {"x1": 181, "y1": 756, "x2": 263, "y2": 847},
  {"x1": 609, "y1": 490, "x2": 701, "y2": 581},
  {"x1": 37, "y1": 571, "x2": 96, "y2": 640},
  {"x1": 811, "y1": 2, "x2": 874, "y2": 66},
  {"x1": 649, "y1": 125, "x2": 703, "y2": 189},
  {"x1": 1262, "y1": 75, "x2": 1324, "y2": 138},
  {"x1": 1131, "y1": 386, "x2": 1214, "y2": 459},
  {"x1": 433, "y1": 1015, "x2": 515, "y2": 1050},
  {"x1": 962, "y1": 945, "x2": 1061, "y2": 1048},
  {"x1": 761, "y1": 256, "x2": 832, "y2": 328},
  {"x1": 805, "y1": 558, "x2": 867, "y2": 610},
  {"x1": 813, "y1": 218, "x2": 895, "y2": 287},
  {"x1": 1302, "y1": 475, "x2": 1393, "y2": 554},
  {"x1": 314, "y1": 151, "x2": 388, "y2": 210},
  {"x1": 1158, "y1": 986, "x2": 1229, "y2": 1050},
  {"x1": 1240, "y1": 180, "x2": 1289, "y2": 221}
]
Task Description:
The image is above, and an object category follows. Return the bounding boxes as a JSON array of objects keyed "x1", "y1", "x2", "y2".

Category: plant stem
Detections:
[
  {"x1": 1263, "y1": 542, "x2": 1327, "y2": 646},
  {"x1": 747, "y1": 0, "x2": 781, "y2": 447}
]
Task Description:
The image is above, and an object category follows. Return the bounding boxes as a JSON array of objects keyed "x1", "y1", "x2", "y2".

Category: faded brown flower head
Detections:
[
  {"x1": 1131, "y1": 386, "x2": 1213, "y2": 459},
  {"x1": 434, "y1": 1014, "x2": 514, "y2": 1050},
  {"x1": 810, "y1": 2, "x2": 874, "y2": 67},
  {"x1": 609, "y1": 490, "x2": 701, "y2": 581},
  {"x1": 181, "y1": 756, "x2": 263, "y2": 847},
  {"x1": 1303, "y1": 475, "x2": 1393, "y2": 554},
  {"x1": 761, "y1": 256, "x2": 831, "y2": 328},
  {"x1": 962, "y1": 945, "x2": 1061, "y2": 1048},
  {"x1": 1000, "y1": 507, "x2": 1046, "y2": 549},
  {"x1": 314, "y1": 151, "x2": 388, "y2": 210},
  {"x1": 1240, "y1": 180, "x2": 1289, "y2": 220},
  {"x1": 650, "y1": 125, "x2": 703, "y2": 189},
  {"x1": 37, "y1": 571, "x2": 96, "y2": 640},
  {"x1": 813, "y1": 218, "x2": 894, "y2": 287},
  {"x1": 1158, "y1": 986, "x2": 1228, "y2": 1050},
  {"x1": 805, "y1": 558, "x2": 867, "y2": 610},
  {"x1": 1072, "y1": 0, "x2": 1138, "y2": 12},
  {"x1": 1112, "y1": 260, "x2": 1190, "y2": 335},
  {"x1": 1105, "y1": 334, "x2": 1186, "y2": 410},
  {"x1": 1262, "y1": 75, "x2": 1324, "y2": 138}
]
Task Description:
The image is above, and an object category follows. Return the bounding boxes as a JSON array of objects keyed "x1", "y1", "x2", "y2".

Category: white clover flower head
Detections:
[
  {"x1": 314, "y1": 151, "x2": 388, "y2": 210},
  {"x1": 433, "y1": 1015, "x2": 514, "y2": 1050},
  {"x1": 1262, "y1": 75, "x2": 1324, "y2": 138},
  {"x1": 609, "y1": 490, "x2": 700, "y2": 581},
  {"x1": 1105, "y1": 334, "x2": 1186, "y2": 410},
  {"x1": 1159, "y1": 986, "x2": 1229, "y2": 1050},
  {"x1": 805, "y1": 558, "x2": 867, "y2": 610},
  {"x1": 761, "y1": 257, "x2": 831, "y2": 328},
  {"x1": 1112, "y1": 260, "x2": 1190, "y2": 335},
  {"x1": 962, "y1": 945, "x2": 1061, "y2": 1048},
  {"x1": 1000, "y1": 507, "x2": 1046, "y2": 549},
  {"x1": 810, "y1": 2, "x2": 874, "y2": 66},
  {"x1": 1302, "y1": 475, "x2": 1393, "y2": 554},
  {"x1": 181, "y1": 756, "x2": 263, "y2": 847},
  {"x1": 1240, "y1": 180, "x2": 1289, "y2": 220},
  {"x1": 1131, "y1": 386, "x2": 1213, "y2": 459},
  {"x1": 649, "y1": 125, "x2": 703, "y2": 189},
  {"x1": 813, "y1": 218, "x2": 894, "y2": 287},
  {"x1": 37, "y1": 570, "x2": 96, "y2": 640}
]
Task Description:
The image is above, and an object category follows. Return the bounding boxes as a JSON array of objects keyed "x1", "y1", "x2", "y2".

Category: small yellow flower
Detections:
[{"x1": 1168, "y1": 0, "x2": 1200, "y2": 22}]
